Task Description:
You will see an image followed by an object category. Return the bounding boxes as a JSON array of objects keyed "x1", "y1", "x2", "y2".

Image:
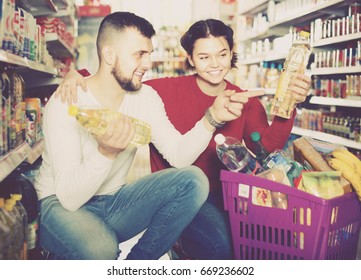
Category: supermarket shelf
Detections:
[
  {"x1": 45, "y1": 33, "x2": 76, "y2": 58},
  {"x1": 238, "y1": 0, "x2": 269, "y2": 15},
  {"x1": 311, "y1": 66, "x2": 361, "y2": 75},
  {"x1": 269, "y1": 0, "x2": 345, "y2": 28},
  {"x1": 237, "y1": 25, "x2": 289, "y2": 43},
  {"x1": 26, "y1": 76, "x2": 63, "y2": 88},
  {"x1": 239, "y1": 52, "x2": 287, "y2": 65},
  {"x1": 239, "y1": 56, "x2": 264, "y2": 65},
  {"x1": 238, "y1": 28, "x2": 271, "y2": 43},
  {"x1": 17, "y1": 0, "x2": 75, "y2": 17},
  {"x1": 26, "y1": 139, "x2": 45, "y2": 165},
  {"x1": 17, "y1": 0, "x2": 58, "y2": 16},
  {"x1": 291, "y1": 127, "x2": 361, "y2": 150},
  {"x1": 313, "y1": 32, "x2": 361, "y2": 47},
  {"x1": 0, "y1": 142, "x2": 31, "y2": 182},
  {"x1": 0, "y1": 49, "x2": 58, "y2": 76},
  {"x1": 151, "y1": 57, "x2": 186, "y2": 63},
  {"x1": 310, "y1": 96, "x2": 361, "y2": 108},
  {"x1": 0, "y1": 140, "x2": 45, "y2": 182}
]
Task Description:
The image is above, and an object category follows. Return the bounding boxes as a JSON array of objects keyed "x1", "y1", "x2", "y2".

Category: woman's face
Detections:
[{"x1": 188, "y1": 36, "x2": 232, "y2": 85}]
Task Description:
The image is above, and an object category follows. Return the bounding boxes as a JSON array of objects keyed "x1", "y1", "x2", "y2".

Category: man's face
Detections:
[{"x1": 111, "y1": 28, "x2": 153, "y2": 91}]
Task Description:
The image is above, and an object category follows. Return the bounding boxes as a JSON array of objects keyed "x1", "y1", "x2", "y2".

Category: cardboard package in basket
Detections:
[{"x1": 292, "y1": 137, "x2": 352, "y2": 193}]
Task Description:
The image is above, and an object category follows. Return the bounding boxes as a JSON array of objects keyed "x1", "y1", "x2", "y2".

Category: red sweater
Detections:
[{"x1": 144, "y1": 74, "x2": 295, "y2": 192}]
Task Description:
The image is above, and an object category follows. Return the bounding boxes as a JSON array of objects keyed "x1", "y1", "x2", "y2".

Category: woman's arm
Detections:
[{"x1": 54, "y1": 69, "x2": 90, "y2": 105}]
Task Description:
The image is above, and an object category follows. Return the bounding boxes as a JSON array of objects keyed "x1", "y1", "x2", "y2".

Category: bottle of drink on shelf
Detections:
[
  {"x1": 68, "y1": 105, "x2": 151, "y2": 147},
  {"x1": 3, "y1": 198, "x2": 23, "y2": 259},
  {"x1": 214, "y1": 133, "x2": 263, "y2": 175},
  {"x1": 10, "y1": 194, "x2": 28, "y2": 260},
  {"x1": 0, "y1": 198, "x2": 11, "y2": 260},
  {"x1": 270, "y1": 31, "x2": 312, "y2": 119},
  {"x1": 250, "y1": 131, "x2": 270, "y2": 166}
]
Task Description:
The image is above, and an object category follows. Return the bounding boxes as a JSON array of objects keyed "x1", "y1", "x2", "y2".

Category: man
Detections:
[{"x1": 35, "y1": 11, "x2": 246, "y2": 260}]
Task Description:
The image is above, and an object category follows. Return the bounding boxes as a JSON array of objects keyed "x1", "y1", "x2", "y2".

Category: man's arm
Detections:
[{"x1": 43, "y1": 95, "x2": 114, "y2": 211}]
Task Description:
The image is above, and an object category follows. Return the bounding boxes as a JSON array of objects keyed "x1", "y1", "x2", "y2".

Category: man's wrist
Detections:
[{"x1": 205, "y1": 107, "x2": 225, "y2": 128}]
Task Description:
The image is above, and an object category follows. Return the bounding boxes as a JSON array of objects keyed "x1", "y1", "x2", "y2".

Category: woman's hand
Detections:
[
  {"x1": 209, "y1": 89, "x2": 265, "y2": 124},
  {"x1": 289, "y1": 73, "x2": 312, "y2": 104},
  {"x1": 96, "y1": 116, "x2": 135, "y2": 160},
  {"x1": 54, "y1": 70, "x2": 87, "y2": 105}
]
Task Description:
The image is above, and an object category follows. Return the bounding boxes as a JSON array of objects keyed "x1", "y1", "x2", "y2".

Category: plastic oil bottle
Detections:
[
  {"x1": 68, "y1": 105, "x2": 151, "y2": 147},
  {"x1": 270, "y1": 31, "x2": 311, "y2": 119}
]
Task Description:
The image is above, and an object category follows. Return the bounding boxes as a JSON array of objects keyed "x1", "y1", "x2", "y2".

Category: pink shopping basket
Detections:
[{"x1": 221, "y1": 170, "x2": 361, "y2": 260}]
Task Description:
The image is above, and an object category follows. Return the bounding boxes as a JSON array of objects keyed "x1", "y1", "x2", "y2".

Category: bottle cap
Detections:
[
  {"x1": 0, "y1": 198, "x2": 5, "y2": 208},
  {"x1": 10, "y1": 194, "x2": 22, "y2": 201},
  {"x1": 68, "y1": 105, "x2": 79, "y2": 116},
  {"x1": 299, "y1": 31, "x2": 310, "y2": 38},
  {"x1": 214, "y1": 133, "x2": 226, "y2": 145},
  {"x1": 250, "y1": 131, "x2": 261, "y2": 142}
]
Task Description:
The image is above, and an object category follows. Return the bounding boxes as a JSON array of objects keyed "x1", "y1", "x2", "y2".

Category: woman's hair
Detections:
[{"x1": 180, "y1": 19, "x2": 238, "y2": 70}]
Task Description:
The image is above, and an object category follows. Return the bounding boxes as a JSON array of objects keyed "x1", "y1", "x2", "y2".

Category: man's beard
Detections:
[{"x1": 111, "y1": 58, "x2": 142, "y2": 91}]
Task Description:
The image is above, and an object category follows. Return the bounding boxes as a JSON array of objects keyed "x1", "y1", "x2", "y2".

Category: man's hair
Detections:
[
  {"x1": 96, "y1": 12, "x2": 156, "y2": 61},
  {"x1": 180, "y1": 19, "x2": 237, "y2": 70}
]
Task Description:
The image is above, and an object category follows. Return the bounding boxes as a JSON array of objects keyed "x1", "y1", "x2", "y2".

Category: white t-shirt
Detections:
[{"x1": 35, "y1": 83, "x2": 213, "y2": 211}]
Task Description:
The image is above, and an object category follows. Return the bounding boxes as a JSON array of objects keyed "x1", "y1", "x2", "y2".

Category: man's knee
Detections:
[{"x1": 181, "y1": 166, "x2": 209, "y2": 203}]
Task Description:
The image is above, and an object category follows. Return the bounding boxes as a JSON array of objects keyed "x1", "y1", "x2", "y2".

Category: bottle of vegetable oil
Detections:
[
  {"x1": 270, "y1": 31, "x2": 311, "y2": 119},
  {"x1": 68, "y1": 105, "x2": 151, "y2": 147}
]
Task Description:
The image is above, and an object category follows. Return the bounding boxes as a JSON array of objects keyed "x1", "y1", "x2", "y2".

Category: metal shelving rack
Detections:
[
  {"x1": 234, "y1": 0, "x2": 361, "y2": 150},
  {"x1": 0, "y1": 0, "x2": 77, "y2": 183}
]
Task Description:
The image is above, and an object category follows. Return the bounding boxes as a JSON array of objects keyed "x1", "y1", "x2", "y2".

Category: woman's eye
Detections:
[{"x1": 200, "y1": 56, "x2": 208, "y2": 60}]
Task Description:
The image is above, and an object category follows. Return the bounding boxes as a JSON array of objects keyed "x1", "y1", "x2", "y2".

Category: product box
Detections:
[
  {"x1": 77, "y1": 5, "x2": 111, "y2": 18},
  {"x1": 293, "y1": 137, "x2": 352, "y2": 193},
  {"x1": 1, "y1": 0, "x2": 16, "y2": 52}
]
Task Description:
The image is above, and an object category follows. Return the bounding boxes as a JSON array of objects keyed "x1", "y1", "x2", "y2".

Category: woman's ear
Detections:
[
  {"x1": 187, "y1": 55, "x2": 194, "y2": 67},
  {"x1": 102, "y1": 46, "x2": 115, "y2": 65}
]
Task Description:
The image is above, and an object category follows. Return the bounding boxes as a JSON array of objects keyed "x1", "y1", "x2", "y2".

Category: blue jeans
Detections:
[
  {"x1": 178, "y1": 190, "x2": 234, "y2": 260},
  {"x1": 38, "y1": 166, "x2": 209, "y2": 260}
]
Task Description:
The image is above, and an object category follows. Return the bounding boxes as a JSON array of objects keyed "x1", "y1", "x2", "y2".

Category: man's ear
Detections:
[
  {"x1": 102, "y1": 46, "x2": 115, "y2": 65},
  {"x1": 187, "y1": 55, "x2": 194, "y2": 67}
]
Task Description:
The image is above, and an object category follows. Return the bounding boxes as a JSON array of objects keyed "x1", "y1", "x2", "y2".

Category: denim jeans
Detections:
[
  {"x1": 38, "y1": 166, "x2": 209, "y2": 260},
  {"x1": 178, "y1": 189, "x2": 234, "y2": 260}
]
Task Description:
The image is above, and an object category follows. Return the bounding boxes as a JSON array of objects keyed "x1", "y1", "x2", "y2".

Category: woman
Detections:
[{"x1": 55, "y1": 19, "x2": 311, "y2": 259}]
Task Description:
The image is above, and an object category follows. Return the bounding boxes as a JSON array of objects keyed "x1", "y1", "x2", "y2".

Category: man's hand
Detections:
[
  {"x1": 54, "y1": 69, "x2": 87, "y2": 105},
  {"x1": 96, "y1": 116, "x2": 135, "y2": 160}
]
